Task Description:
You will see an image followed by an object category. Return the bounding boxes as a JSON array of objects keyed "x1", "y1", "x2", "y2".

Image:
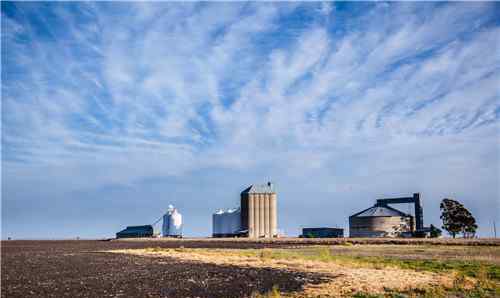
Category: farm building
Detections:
[
  {"x1": 116, "y1": 225, "x2": 154, "y2": 238},
  {"x1": 348, "y1": 193, "x2": 433, "y2": 238},
  {"x1": 301, "y1": 227, "x2": 344, "y2": 238}
]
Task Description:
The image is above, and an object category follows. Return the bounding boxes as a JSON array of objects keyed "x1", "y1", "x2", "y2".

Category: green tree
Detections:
[
  {"x1": 429, "y1": 224, "x2": 442, "y2": 238},
  {"x1": 440, "y1": 198, "x2": 477, "y2": 238}
]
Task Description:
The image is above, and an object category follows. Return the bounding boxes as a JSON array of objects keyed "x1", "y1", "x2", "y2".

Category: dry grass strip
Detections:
[{"x1": 107, "y1": 248, "x2": 457, "y2": 297}]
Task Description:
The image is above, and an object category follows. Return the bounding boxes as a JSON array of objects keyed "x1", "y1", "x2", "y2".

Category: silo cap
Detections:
[{"x1": 241, "y1": 182, "x2": 276, "y2": 194}]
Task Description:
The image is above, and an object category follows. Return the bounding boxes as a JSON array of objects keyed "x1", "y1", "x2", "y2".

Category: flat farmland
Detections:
[{"x1": 2, "y1": 239, "x2": 499, "y2": 297}]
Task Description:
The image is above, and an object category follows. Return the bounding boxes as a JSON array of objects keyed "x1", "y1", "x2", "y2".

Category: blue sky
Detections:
[{"x1": 2, "y1": 2, "x2": 499, "y2": 239}]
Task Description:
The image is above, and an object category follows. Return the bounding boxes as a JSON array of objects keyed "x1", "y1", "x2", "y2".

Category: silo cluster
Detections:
[
  {"x1": 212, "y1": 208, "x2": 241, "y2": 237},
  {"x1": 162, "y1": 205, "x2": 183, "y2": 237},
  {"x1": 115, "y1": 184, "x2": 431, "y2": 239},
  {"x1": 211, "y1": 182, "x2": 278, "y2": 238}
]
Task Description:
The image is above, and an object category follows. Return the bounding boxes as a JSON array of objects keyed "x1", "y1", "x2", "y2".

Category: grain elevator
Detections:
[
  {"x1": 240, "y1": 182, "x2": 277, "y2": 238},
  {"x1": 162, "y1": 205, "x2": 183, "y2": 237}
]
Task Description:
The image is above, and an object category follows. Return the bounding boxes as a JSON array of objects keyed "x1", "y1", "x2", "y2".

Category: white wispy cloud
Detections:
[{"x1": 2, "y1": 2, "x2": 498, "y2": 237}]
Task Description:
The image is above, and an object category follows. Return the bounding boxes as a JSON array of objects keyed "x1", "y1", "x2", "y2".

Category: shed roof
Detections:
[
  {"x1": 117, "y1": 225, "x2": 153, "y2": 235},
  {"x1": 350, "y1": 205, "x2": 410, "y2": 218},
  {"x1": 241, "y1": 182, "x2": 275, "y2": 194}
]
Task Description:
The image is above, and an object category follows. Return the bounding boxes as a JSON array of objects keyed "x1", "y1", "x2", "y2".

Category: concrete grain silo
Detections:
[{"x1": 240, "y1": 182, "x2": 277, "y2": 238}]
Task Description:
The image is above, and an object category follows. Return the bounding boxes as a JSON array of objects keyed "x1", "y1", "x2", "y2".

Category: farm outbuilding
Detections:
[
  {"x1": 116, "y1": 225, "x2": 154, "y2": 238},
  {"x1": 301, "y1": 227, "x2": 344, "y2": 238}
]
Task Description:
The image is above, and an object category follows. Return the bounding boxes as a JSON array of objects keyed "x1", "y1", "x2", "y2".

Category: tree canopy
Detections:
[{"x1": 440, "y1": 198, "x2": 477, "y2": 238}]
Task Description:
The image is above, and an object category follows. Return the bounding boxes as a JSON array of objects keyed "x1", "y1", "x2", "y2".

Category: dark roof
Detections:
[
  {"x1": 241, "y1": 182, "x2": 275, "y2": 194},
  {"x1": 350, "y1": 205, "x2": 410, "y2": 218},
  {"x1": 302, "y1": 227, "x2": 344, "y2": 231},
  {"x1": 117, "y1": 225, "x2": 153, "y2": 234}
]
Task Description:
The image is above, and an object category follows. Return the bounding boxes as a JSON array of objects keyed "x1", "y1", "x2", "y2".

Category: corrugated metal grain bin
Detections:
[{"x1": 349, "y1": 205, "x2": 413, "y2": 238}]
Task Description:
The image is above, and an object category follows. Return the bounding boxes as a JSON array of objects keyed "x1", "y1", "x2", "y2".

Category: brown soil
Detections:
[
  {"x1": 110, "y1": 248, "x2": 454, "y2": 296},
  {"x1": 2, "y1": 239, "x2": 496, "y2": 297},
  {"x1": 1, "y1": 240, "x2": 329, "y2": 298}
]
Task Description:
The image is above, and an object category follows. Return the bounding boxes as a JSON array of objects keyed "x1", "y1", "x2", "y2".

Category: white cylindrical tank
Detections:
[
  {"x1": 227, "y1": 208, "x2": 241, "y2": 235},
  {"x1": 162, "y1": 205, "x2": 183, "y2": 237},
  {"x1": 221, "y1": 211, "x2": 229, "y2": 235},
  {"x1": 212, "y1": 208, "x2": 241, "y2": 237},
  {"x1": 213, "y1": 209, "x2": 224, "y2": 236}
]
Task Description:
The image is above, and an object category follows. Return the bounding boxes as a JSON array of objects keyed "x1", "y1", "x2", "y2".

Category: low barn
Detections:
[
  {"x1": 116, "y1": 225, "x2": 154, "y2": 238},
  {"x1": 301, "y1": 227, "x2": 344, "y2": 238}
]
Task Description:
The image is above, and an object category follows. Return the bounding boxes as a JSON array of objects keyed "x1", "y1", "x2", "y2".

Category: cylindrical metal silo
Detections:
[
  {"x1": 228, "y1": 208, "x2": 241, "y2": 235},
  {"x1": 212, "y1": 211, "x2": 218, "y2": 236},
  {"x1": 221, "y1": 211, "x2": 229, "y2": 235},
  {"x1": 225, "y1": 209, "x2": 232, "y2": 235},
  {"x1": 163, "y1": 205, "x2": 182, "y2": 237},
  {"x1": 213, "y1": 209, "x2": 242, "y2": 237},
  {"x1": 169, "y1": 209, "x2": 182, "y2": 236},
  {"x1": 349, "y1": 205, "x2": 413, "y2": 238},
  {"x1": 226, "y1": 209, "x2": 233, "y2": 235},
  {"x1": 235, "y1": 208, "x2": 242, "y2": 234},
  {"x1": 213, "y1": 209, "x2": 223, "y2": 237}
]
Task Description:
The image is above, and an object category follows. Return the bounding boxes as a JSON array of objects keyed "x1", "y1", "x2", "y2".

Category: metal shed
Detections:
[
  {"x1": 301, "y1": 227, "x2": 344, "y2": 238},
  {"x1": 116, "y1": 225, "x2": 154, "y2": 238}
]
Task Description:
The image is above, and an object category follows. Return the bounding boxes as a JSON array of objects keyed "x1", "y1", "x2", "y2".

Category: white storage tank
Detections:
[
  {"x1": 226, "y1": 207, "x2": 241, "y2": 235},
  {"x1": 212, "y1": 208, "x2": 241, "y2": 237},
  {"x1": 212, "y1": 209, "x2": 224, "y2": 236},
  {"x1": 162, "y1": 205, "x2": 183, "y2": 237}
]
